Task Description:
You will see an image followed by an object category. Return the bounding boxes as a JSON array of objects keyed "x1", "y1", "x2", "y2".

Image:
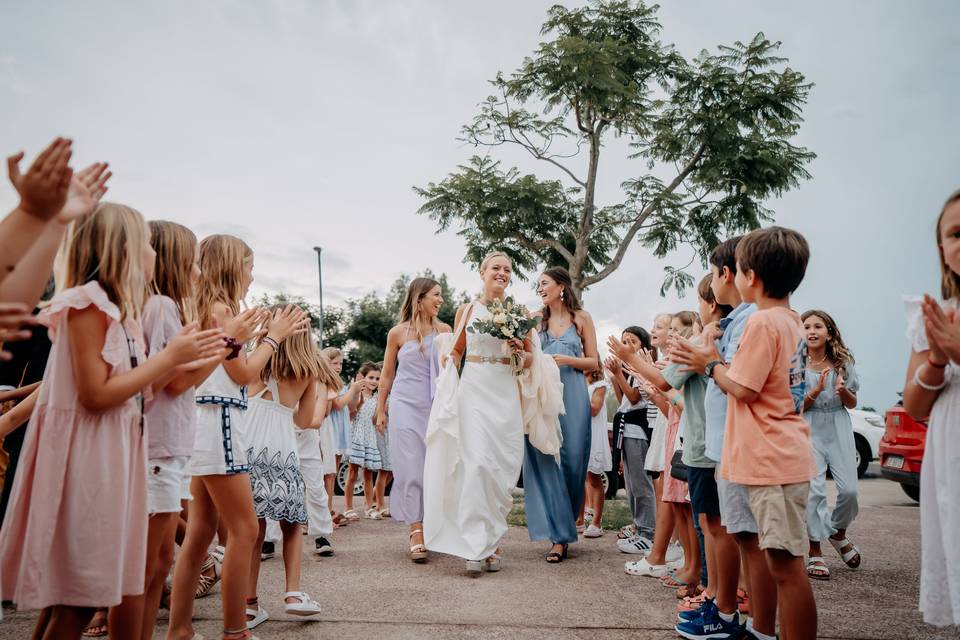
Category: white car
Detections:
[{"x1": 849, "y1": 408, "x2": 885, "y2": 478}]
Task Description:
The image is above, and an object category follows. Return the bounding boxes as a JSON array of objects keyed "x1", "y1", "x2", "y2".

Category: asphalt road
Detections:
[{"x1": 1, "y1": 466, "x2": 954, "y2": 639}]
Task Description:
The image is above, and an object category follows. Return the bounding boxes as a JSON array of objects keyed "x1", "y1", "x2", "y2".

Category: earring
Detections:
[{"x1": 560, "y1": 289, "x2": 565, "y2": 301}]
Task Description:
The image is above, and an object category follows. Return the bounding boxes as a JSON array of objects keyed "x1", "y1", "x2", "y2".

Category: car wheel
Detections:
[
  {"x1": 902, "y1": 483, "x2": 920, "y2": 502},
  {"x1": 336, "y1": 461, "x2": 364, "y2": 497},
  {"x1": 854, "y1": 435, "x2": 871, "y2": 479}
]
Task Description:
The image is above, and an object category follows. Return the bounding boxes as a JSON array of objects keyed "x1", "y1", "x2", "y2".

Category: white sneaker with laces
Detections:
[
  {"x1": 583, "y1": 524, "x2": 603, "y2": 538},
  {"x1": 617, "y1": 535, "x2": 653, "y2": 554},
  {"x1": 625, "y1": 557, "x2": 670, "y2": 577}
]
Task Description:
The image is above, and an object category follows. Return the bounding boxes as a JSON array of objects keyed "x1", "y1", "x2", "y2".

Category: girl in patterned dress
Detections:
[
  {"x1": 345, "y1": 362, "x2": 384, "y2": 519},
  {"x1": 244, "y1": 320, "x2": 325, "y2": 625},
  {"x1": 166, "y1": 235, "x2": 308, "y2": 640}
]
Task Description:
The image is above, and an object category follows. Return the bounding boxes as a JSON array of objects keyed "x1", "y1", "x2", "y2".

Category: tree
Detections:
[{"x1": 415, "y1": 0, "x2": 815, "y2": 296}]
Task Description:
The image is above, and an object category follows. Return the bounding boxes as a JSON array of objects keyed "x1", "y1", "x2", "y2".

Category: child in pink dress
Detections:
[{"x1": 0, "y1": 203, "x2": 225, "y2": 639}]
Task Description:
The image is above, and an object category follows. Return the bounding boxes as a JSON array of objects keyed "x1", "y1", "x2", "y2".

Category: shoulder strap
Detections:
[{"x1": 451, "y1": 302, "x2": 475, "y2": 346}]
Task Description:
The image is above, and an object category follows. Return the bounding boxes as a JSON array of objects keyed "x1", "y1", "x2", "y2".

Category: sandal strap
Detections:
[{"x1": 284, "y1": 591, "x2": 307, "y2": 600}]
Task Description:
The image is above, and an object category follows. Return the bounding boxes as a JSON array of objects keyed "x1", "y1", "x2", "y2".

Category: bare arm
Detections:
[
  {"x1": 709, "y1": 363, "x2": 758, "y2": 404},
  {"x1": 0, "y1": 381, "x2": 41, "y2": 404},
  {"x1": 903, "y1": 349, "x2": 941, "y2": 420},
  {"x1": 375, "y1": 326, "x2": 402, "y2": 425},
  {"x1": 69, "y1": 308, "x2": 224, "y2": 412},
  {"x1": 293, "y1": 377, "x2": 319, "y2": 429},
  {"x1": 589, "y1": 386, "x2": 606, "y2": 417},
  {"x1": 0, "y1": 386, "x2": 39, "y2": 438}
]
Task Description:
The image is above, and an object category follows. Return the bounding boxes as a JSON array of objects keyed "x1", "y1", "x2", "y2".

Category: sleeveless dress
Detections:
[
  {"x1": 423, "y1": 302, "x2": 525, "y2": 560},
  {"x1": 587, "y1": 380, "x2": 613, "y2": 475},
  {"x1": 387, "y1": 332, "x2": 438, "y2": 524},
  {"x1": 191, "y1": 364, "x2": 248, "y2": 476},
  {"x1": 661, "y1": 406, "x2": 688, "y2": 503},
  {"x1": 522, "y1": 324, "x2": 591, "y2": 544},
  {"x1": 0, "y1": 282, "x2": 148, "y2": 610},
  {"x1": 350, "y1": 393, "x2": 384, "y2": 470},
  {"x1": 906, "y1": 297, "x2": 960, "y2": 626},
  {"x1": 245, "y1": 379, "x2": 307, "y2": 524},
  {"x1": 330, "y1": 385, "x2": 352, "y2": 455}
]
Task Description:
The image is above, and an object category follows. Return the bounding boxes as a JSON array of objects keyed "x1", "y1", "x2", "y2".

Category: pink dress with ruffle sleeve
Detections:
[{"x1": 0, "y1": 282, "x2": 149, "y2": 610}]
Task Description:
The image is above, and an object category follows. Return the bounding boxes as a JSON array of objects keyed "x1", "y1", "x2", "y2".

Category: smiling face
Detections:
[
  {"x1": 939, "y1": 199, "x2": 960, "y2": 282},
  {"x1": 537, "y1": 273, "x2": 562, "y2": 305},
  {"x1": 420, "y1": 285, "x2": 444, "y2": 319},
  {"x1": 803, "y1": 314, "x2": 830, "y2": 352},
  {"x1": 363, "y1": 369, "x2": 381, "y2": 392},
  {"x1": 480, "y1": 256, "x2": 512, "y2": 296}
]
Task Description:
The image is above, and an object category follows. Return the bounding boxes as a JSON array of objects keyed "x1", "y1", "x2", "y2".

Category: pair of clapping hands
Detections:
[
  {"x1": 1, "y1": 138, "x2": 112, "y2": 360},
  {"x1": 920, "y1": 294, "x2": 960, "y2": 366},
  {"x1": 606, "y1": 324, "x2": 721, "y2": 378}
]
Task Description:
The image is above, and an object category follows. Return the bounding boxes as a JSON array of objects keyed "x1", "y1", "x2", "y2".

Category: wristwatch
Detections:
[{"x1": 705, "y1": 360, "x2": 724, "y2": 378}]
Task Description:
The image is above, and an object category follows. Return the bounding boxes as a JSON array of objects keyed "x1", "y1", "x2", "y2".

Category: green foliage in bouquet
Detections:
[{"x1": 467, "y1": 297, "x2": 539, "y2": 341}]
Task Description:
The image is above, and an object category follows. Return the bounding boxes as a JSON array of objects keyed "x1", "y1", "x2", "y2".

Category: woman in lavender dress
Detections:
[{"x1": 376, "y1": 278, "x2": 451, "y2": 562}]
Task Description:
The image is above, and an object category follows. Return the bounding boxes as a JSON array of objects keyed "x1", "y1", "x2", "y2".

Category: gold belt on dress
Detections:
[{"x1": 465, "y1": 355, "x2": 511, "y2": 365}]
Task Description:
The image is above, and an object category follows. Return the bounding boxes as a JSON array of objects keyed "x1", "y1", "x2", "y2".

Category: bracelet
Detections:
[
  {"x1": 928, "y1": 357, "x2": 948, "y2": 369},
  {"x1": 224, "y1": 337, "x2": 242, "y2": 361},
  {"x1": 913, "y1": 363, "x2": 948, "y2": 391},
  {"x1": 262, "y1": 336, "x2": 280, "y2": 352}
]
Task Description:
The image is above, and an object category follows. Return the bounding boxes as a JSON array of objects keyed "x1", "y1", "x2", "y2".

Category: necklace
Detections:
[{"x1": 809, "y1": 353, "x2": 829, "y2": 367}]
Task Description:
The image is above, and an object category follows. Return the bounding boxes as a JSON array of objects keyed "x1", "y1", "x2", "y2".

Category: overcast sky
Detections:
[{"x1": 2, "y1": 1, "x2": 957, "y2": 409}]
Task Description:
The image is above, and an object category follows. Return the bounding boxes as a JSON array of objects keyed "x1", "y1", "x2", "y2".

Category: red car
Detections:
[{"x1": 879, "y1": 404, "x2": 927, "y2": 502}]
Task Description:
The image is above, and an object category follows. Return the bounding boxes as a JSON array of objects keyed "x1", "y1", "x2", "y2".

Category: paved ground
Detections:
[{"x1": 1, "y1": 466, "x2": 955, "y2": 639}]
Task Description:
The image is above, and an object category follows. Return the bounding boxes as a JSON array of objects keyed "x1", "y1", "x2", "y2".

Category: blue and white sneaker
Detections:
[
  {"x1": 675, "y1": 606, "x2": 743, "y2": 639},
  {"x1": 678, "y1": 597, "x2": 716, "y2": 622}
]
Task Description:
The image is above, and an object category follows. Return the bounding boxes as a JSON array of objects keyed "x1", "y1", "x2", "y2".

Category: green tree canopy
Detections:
[{"x1": 415, "y1": 0, "x2": 815, "y2": 295}]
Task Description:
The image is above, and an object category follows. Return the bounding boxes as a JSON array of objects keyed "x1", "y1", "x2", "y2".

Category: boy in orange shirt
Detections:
[{"x1": 674, "y1": 226, "x2": 815, "y2": 640}]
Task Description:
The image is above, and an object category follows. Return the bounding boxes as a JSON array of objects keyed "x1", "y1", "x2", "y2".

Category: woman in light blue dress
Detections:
[{"x1": 523, "y1": 267, "x2": 600, "y2": 562}]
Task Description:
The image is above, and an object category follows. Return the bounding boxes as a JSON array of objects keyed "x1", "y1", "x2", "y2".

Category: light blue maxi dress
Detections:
[{"x1": 522, "y1": 324, "x2": 592, "y2": 545}]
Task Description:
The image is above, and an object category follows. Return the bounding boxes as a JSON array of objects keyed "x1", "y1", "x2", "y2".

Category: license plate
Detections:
[{"x1": 885, "y1": 455, "x2": 905, "y2": 470}]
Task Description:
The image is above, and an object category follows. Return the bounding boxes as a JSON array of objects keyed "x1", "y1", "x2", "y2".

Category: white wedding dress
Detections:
[{"x1": 422, "y1": 303, "x2": 525, "y2": 560}]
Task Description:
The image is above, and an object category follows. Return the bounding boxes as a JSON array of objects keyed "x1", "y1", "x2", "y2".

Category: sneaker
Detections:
[
  {"x1": 315, "y1": 536, "x2": 334, "y2": 556},
  {"x1": 260, "y1": 541, "x2": 275, "y2": 561},
  {"x1": 678, "y1": 597, "x2": 716, "y2": 623},
  {"x1": 675, "y1": 606, "x2": 741, "y2": 640},
  {"x1": 617, "y1": 524, "x2": 637, "y2": 539},
  {"x1": 666, "y1": 541, "x2": 684, "y2": 565},
  {"x1": 624, "y1": 557, "x2": 670, "y2": 577},
  {"x1": 583, "y1": 524, "x2": 603, "y2": 538},
  {"x1": 617, "y1": 535, "x2": 653, "y2": 554}
]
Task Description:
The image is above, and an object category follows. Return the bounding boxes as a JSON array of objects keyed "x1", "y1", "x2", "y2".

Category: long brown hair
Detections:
[
  {"x1": 672, "y1": 310, "x2": 699, "y2": 339},
  {"x1": 59, "y1": 202, "x2": 150, "y2": 320},
  {"x1": 320, "y1": 347, "x2": 345, "y2": 390},
  {"x1": 539, "y1": 267, "x2": 582, "y2": 332},
  {"x1": 149, "y1": 220, "x2": 197, "y2": 324},
  {"x1": 316, "y1": 347, "x2": 343, "y2": 392},
  {"x1": 195, "y1": 234, "x2": 252, "y2": 329},
  {"x1": 398, "y1": 277, "x2": 441, "y2": 352},
  {"x1": 937, "y1": 189, "x2": 960, "y2": 299},
  {"x1": 801, "y1": 309, "x2": 855, "y2": 373},
  {"x1": 258, "y1": 306, "x2": 321, "y2": 383}
]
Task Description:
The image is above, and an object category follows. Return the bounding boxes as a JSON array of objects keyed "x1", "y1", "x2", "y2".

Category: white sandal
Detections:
[
  {"x1": 245, "y1": 605, "x2": 269, "y2": 629},
  {"x1": 828, "y1": 536, "x2": 861, "y2": 569},
  {"x1": 284, "y1": 591, "x2": 322, "y2": 616},
  {"x1": 342, "y1": 509, "x2": 361, "y2": 520},
  {"x1": 366, "y1": 507, "x2": 382, "y2": 520},
  {"x1": 409, "y1": 529, "x2": 428, "y2": 563},
  {"x1": 485, "y1": 553, "x2": 502, "y2": 572},
  {"x1": 465, "y1": 559, "x2": 484, "y2": 575},
  {"x1": 806, "y1": 556, "x2": 830, "y2": 580}
]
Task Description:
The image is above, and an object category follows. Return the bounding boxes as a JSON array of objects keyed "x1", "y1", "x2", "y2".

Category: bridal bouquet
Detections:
[{"x1": 468, "y1": 297, "x2": 538, "y2": 375}]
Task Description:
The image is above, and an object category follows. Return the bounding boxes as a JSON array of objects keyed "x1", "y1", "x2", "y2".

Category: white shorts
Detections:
[
  {"x1": 147, "y1": 455, "x2": 192, "y2": 514},
  {"x1": 315, "y1": 423, "x2": 338, "y2": 476},
  {"x1": 717, "y1": 477, "x2": 759, "y2": 535}
]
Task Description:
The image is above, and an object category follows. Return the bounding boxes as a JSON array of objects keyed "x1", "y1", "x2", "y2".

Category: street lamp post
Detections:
[{"x1": 313, "y1": 246, "x2": 324, "y2": 347}]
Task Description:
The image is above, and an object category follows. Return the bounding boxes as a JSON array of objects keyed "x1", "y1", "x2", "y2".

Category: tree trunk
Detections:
[{"x1": 570, "y1": 129, "x2": 602, "y2": 298}]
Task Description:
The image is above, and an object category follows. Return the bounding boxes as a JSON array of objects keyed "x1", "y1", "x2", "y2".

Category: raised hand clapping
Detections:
[
  {"x1": 57, "y1": 162, "x2": 111, "y2": 223},
  {"x1": 7, "y1": 138, "x2": 73, "y2": 221}
]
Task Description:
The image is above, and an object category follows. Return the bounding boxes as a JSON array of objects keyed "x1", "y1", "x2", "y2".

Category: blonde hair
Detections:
[
  {"x1": 149, "y1": 220, "x2": 197, "y2": 324},
  {"x1": 479, "y1": 251, "x2": 511, "y2": 272},
  {"x1": 937, "y1": 189, "x2": 960, "y2": 300},
  {"x1": 196, "y1": 235, "x2": 252, "y2": 329},
  {"x1": 259, "y1": 310, "x2": 322, "y2": 383},
  {"x1": 316, "y1": 348, "x2": 343, "y2": 392},
  {"x1": 398, "y1": 277, "x2": 441, "y2": 353},
  {"x1": 59, "y1": 202, "x2": 150, "y2": 320}
]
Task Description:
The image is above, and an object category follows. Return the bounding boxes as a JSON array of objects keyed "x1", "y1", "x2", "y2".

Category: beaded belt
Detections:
[{"x1": 465, "y1": 355, "x2": 511, "y2": 365}]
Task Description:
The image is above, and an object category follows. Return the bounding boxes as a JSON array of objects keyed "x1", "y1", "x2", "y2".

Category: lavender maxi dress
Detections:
[{"x1": 387, "y1": 332, "x2": 438, "y2": 524}]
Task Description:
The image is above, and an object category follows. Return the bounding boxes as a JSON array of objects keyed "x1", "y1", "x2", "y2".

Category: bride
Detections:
[{"x1": 422, "y1": 251, "x2": 534, "y2": 575}]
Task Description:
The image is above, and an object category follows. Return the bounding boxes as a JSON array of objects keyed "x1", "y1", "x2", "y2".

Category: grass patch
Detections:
[{"x1": 508, "y1": 495, "x2": 633, "y2": 531}]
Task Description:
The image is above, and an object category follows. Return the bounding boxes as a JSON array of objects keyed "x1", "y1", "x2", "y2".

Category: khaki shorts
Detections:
[{"x1": 747, "y1": 482, "x2": 810, "y2": 557}]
